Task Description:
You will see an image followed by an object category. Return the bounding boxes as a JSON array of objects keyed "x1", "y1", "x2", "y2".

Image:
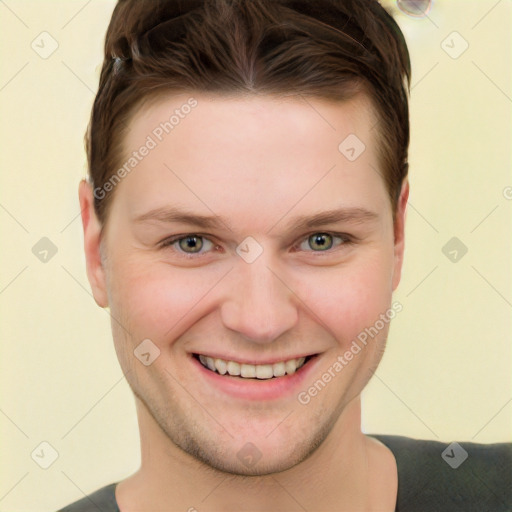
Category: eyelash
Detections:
[{"x1": 159, "y1": 232, "x2": 355, "y2": 259}]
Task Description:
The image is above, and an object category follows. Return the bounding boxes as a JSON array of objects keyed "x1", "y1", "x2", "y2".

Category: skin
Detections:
[{"x1": 80, "y1": 92, "x2": 409, "y2": 511}]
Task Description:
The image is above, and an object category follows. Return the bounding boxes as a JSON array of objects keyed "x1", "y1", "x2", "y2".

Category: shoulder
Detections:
[
  {"x1": 56, "y1": 483, "x2": 119, "y2": 512},
  {"x1": 369, "y1": 434, "x2": 512, "y2": 512}
]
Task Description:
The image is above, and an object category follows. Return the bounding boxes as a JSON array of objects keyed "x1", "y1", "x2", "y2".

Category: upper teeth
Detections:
[{"x1": 198, "y1": 355, "x2": 307, "y2": 379}]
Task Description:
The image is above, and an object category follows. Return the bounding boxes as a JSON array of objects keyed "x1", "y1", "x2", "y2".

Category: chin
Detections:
[
  {"x1": 177, "y1": 437, "x2": 317, "y2": 477},
  {"x1": 145, "y1": 397, "x2": 338, "y2": 477}
]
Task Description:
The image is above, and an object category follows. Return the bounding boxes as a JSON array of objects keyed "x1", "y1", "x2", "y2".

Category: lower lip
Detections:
[{"x1": 190, "y1": 354, "x2": 319, "y2": 401}]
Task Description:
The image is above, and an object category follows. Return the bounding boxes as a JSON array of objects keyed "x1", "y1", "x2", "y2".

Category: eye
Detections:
[
  {"x1": 298, "y1": 232, "x2": 350, "y2": 252},
  {"x1": 161, "y1": 231, "x2": 353, "y2": 259},
  {"x1": 161, "y1": 234, "x2": 215, "y2": 256}
]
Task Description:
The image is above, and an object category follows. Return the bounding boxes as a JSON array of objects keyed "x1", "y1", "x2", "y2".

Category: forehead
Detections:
[
  {"x1": 113, "y1": 92, "x2": 389, "y2": 227},
  {"x1": 126, "y1": 91, "x2": 377, "y2": 155}
]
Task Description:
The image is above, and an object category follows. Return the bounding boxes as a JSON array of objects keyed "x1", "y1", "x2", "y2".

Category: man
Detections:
[{"x1": 59, "y1": 0, "x2": 511, "y2": 510}]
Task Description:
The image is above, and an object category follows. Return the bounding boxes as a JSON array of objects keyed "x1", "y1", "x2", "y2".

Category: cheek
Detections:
[
  {"x1": 293, "y1": 252, "x2": 394, "y2": 345},
  {"x1": 107, "y1": 258, "x2": 227, "y2": 340},
  {"x1": 106, "y1": 239, "x2": 395, "y2": 351}
]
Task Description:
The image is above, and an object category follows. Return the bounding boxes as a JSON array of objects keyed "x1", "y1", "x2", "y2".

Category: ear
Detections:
[
  {"x1": 79, "y1": 180, "x2": 109, "y2": 307},
  {"x1": 391, "y1": 178, "x2": 409, "y2": 291}
]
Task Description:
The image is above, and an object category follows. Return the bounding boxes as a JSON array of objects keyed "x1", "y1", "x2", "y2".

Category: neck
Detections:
[{"x1": 116, "y1": 395, "x2": 395, "y2": 512}]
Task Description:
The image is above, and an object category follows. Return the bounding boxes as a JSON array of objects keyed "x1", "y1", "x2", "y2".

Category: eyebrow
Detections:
[
  {"x1": 133, "y1": 205, "x2": 380, "y2": 232},
  {"x1": 133, "y1": 207, "x2": 229, "y2": 230},
  {"x1": 279, "y1": 207, "x2": 380, "y2": 232}
]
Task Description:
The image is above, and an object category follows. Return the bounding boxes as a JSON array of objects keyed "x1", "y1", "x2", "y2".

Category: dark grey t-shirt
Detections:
[{"x1": 57, "y1": 435, "x2": 512, "y2": 511}]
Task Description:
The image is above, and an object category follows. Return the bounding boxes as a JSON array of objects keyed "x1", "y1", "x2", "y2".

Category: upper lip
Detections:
[{"x1": 192, "y1": 352, "x2": 317, "y2": 365}]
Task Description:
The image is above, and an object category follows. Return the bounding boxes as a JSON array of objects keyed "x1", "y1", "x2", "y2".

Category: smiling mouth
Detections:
[{"x1": 193, "y1": 354, "x2": 315, "y2": 379}]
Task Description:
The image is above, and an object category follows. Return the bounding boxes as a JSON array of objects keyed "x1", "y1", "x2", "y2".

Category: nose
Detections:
[{"x1": 220, "y1": 257, "x2": 299, "y2": 344}]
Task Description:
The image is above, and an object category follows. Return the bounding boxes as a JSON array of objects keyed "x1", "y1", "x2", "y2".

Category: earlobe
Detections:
[
  {"x1": 391, "y1": 178, "x2": 409, "y2": 292},
  {"x1": 78, "y1": 180, "x2": 109, "y2": 308}
]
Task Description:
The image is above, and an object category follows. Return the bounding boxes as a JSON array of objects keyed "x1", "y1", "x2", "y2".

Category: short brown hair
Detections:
[{"x1": 87, "y1": 0, "x2": 411, "y2": 223}]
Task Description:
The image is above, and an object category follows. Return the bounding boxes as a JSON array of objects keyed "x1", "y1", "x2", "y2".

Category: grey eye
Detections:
[
  {"x1": 306, "y1": 233, "x2": 333, "y2": 251},
  {"x1": 178, "y1": 235, "x2": 204, "y2": 253}
]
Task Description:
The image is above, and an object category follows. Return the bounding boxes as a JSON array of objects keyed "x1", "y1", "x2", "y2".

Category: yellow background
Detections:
[{"x1": 0, "y1": 1, "x2": 510, "y2": 510}]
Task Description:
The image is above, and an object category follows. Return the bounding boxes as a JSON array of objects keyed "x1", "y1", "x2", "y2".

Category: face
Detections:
[{"x1": 81, "y1": 92, "x2": 408, "y2": 476}]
